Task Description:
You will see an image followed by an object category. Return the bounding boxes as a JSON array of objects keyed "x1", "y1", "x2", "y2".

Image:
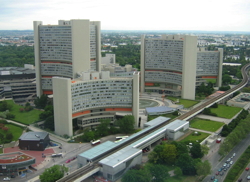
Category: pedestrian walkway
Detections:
[
  {"x1": 196, "y1": 114, "x2": 231, "y2": 124},
  {"x1": 189, "y1": 128, "x2": 213, "y2": 134}
]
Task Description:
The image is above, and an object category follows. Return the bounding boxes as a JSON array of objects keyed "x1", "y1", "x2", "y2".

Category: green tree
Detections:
[
  {"x1": 121, "y1": 169, "x2": 151, "y2": 182},
  {"x1": 201, "y1": 145, "x2": 209, "y2": 156},
  {"x1": 148, "y1": 144, "x2": 177, "y2": 165},
  {"x1": 195, "y1": 160, "x2": 211, "y2": 180},
  {"x1": 174, "y1": 167, "x2": 182, "y2": 177},
  {"x1": 81, "y1": 128, "x2": 95, "y2": 142},
  {"x1": 44, "y1": 116, "x2": 54, "y2": 131},
  {"x1": 176, "y1": 153, "x2": 196, "y2": 175},
  {"x1": 35, "y1": 94, "x2": 48, "y2": 109},
  {"x1": 222, "y1": 74, "x2": 232, "y2": 84},
  {"x1": 116, "y1": 115, "x2": 135, "y2": 134},
  {"x1": 96, "y1": 119, "x2": 110, "y2": 136},
  {"x1": 145, "y1": 163, "x2": 169, "y2": 182},
  {"x1": 171, "y1": 141, "x2": 189, "y2": 158},
  {"x1": 39, "y1": 165, "x2": 68, "y2": 182},
  {"x1": 190, "y1": 143, "x2": 204, "y2": 159}
]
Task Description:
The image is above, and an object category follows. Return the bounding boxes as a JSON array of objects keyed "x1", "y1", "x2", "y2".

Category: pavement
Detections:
[{"x1": 196, "y1": 114, "x2": 232, "y2": 124}]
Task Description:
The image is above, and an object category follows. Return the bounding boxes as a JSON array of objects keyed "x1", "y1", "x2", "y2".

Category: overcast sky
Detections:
[{"x1": 1, "y1": 0, "x2": 250, "y2": 31}]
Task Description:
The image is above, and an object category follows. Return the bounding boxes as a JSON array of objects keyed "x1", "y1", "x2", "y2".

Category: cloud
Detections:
[{"x1": 0, "y1": 0, "x2": 250, "y2": 31}]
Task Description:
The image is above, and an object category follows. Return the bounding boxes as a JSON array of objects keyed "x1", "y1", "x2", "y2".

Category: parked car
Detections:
[
  {"x1": 226, "y1": 158, "x2": 231, "y2": 163},
  {"x1": 224, "y1": 167, "x2": 227, "y2": 171},
  {"x1": 211, "y1": 176, "x2": 215, "y2": 180},
  {"x1": 223, "y1": 163, "x2": 227, "y2": 167},
  {"x1": 3, "y1": 177, "x2": 10, "y2": 181},
  {"x1": 246, "y1": 167, "x2": 249, "y2": 171},
  {"x1": 238, "y1": 179, "x2": 242, "y2": 182},
  {"x1": 230, "y1": 161, "x2": 233, "y2": 165},
  {"x1": 218, "y1": 168, "x2": 222, "y2": 172},
  {"x1": 71, "y1": 157, "x2": 76, "y2": 161},
  {"x1": 59, "y1": 146, "x2": 62, "y2": 149},
  {"x1": 233, "y1": 153, "x2": 236, "y2": 157},
  {"x1": 220, "y1": 171, "x2": 224, "y2": 176},
  {"x1": 247, "y1": 176, "x2": 250, "y2": 180},
  {"x1": 215, "y1": 171, "x2": 219, "y2": 175},
  {"x1": 214, "y1": 179, "x2": 218, "y2": 182}
]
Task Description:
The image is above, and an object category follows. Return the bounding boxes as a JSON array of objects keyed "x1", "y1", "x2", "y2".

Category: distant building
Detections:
[
  {"x1": 140, "y1": 35, "x2": 223, "y2": 100},
  {"x1": 0, "y1": 65, "x2": 36, "y2": 103},
  {"x1": 227, "y1": 92, "x2": 250, "y2": 109},
  {"x1": 101, "y1": 54, "x2": 116, "y2": 65},
  {"x1": 0, "y1": 152, "x2": 35, "y2": 176},
  {"x1": 19, "y1": 132, "x2": 50, "y2": 151},
  {"x1": 102, "y1": 63, "x2": 137, "y2": 78},
  {"x1": 33, "y1": 19, "x2": 101, "y2": 97}
]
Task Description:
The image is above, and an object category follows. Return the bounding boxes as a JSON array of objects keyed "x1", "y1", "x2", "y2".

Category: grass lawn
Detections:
[
  {"x1": 190, "y1": 118, "x2": 224, "y2": 132},
  {"x1": 180, "y1": 131, "x2": 210, "y2": 144},
  {"x1": 167, "y1": 97, "x2": 199, "y2": 108},
  {"x1": 0, "y1": 124, "x2": 24, "y2": 141},
  {"x1": 210, "y1": 104, "x2": 242, "y2": 119},
  {"x1": 4, "y1": 100, "x2": 43, "y2": 124},
  {"x1": 205, "y1": 78, "x2": 216, "y2": 84}
]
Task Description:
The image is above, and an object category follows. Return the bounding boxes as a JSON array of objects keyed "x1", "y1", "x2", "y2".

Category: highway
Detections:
[{"x1": 57, "y1": 63, "x2": 250, "y2": 182}]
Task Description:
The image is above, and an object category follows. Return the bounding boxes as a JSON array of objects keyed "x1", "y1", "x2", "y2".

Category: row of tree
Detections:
[
  {"x1": 219, "y1": 114, "x2": 250, "y2": 156},
  {"x1": 221, "y1": 109, "x2": 248, "y2": 137}
]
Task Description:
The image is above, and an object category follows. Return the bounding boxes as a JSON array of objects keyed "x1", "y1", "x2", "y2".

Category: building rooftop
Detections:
[
  {"x1": 19, "y1": 132, "x2": 49, "y2": 141},
  {"x1": 78, "y1": 117, "x2": 170, "y2": 160},
  {"x1": 0, "y1": 152, "x2": 34, "y2": 164},
  {"x1": 99, "y1": 146, "x2": 141, "y2": 167},
  {"x1": 144, "y1": 116, "x2": 171, "y2": 127},
  {"x1": 0, "y1": 67, "x2": 35, "y2": 75},
  {"x1": 78, "y1": 141, "x2": 115, "y2": 160},
  {"x1": 145, "y1": 106, "x2": 175, "y2": 114},
  {"x1": 165, "y1": 119, "x2": 189, "y2": 131}
]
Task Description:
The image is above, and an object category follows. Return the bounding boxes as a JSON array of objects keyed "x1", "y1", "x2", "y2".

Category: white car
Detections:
[
  {"x1": 247, "y1": 175, "x2": 250, "y2": 180},
  {"x1": 3, "y1": 177, "x2": 10, "y2": 181},
  {"x1": 233, "y1": 153, "x2": 236, "y2": 157},
  {"x1": 230, "y1": 161, "x2": 233, "y2": 165}
]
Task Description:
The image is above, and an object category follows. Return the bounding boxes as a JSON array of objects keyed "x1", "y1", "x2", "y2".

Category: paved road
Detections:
[{"x1": 203, "y1": 134, "x2": 250, "y2": 182}]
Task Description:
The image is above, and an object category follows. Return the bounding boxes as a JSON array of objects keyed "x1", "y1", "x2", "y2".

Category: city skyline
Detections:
[{"x1": 1, "y1": 0, "x2": 250, "y2": 32}]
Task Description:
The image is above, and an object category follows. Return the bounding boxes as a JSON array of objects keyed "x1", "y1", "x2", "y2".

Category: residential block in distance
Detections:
[
  {"x1": 53, "y1": 71, "x2": 139, "y2": 136},
  {"x1": 33, "y1": 19, "x2": 101, "y2": 97},
  {"x1": 140, "y1": 34, "x2": 222, "y2": 100}
]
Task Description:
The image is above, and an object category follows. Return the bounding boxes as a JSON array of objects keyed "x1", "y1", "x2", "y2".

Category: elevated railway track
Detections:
[{"x1": 57, "y1": 63, "x2": 250, "y2": 182}]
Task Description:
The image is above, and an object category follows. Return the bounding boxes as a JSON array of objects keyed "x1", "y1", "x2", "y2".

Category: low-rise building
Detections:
[
  {"x1": 19, "y1": 132, "x2": 50, "y2": 151},
  {"x1": 0, "y1": 152, "x2": 35, "y2": 176}
]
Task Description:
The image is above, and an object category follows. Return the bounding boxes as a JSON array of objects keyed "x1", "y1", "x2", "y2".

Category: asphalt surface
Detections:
[{"x1": 203, "y1": 134, "x2": 250, "y2": 182}]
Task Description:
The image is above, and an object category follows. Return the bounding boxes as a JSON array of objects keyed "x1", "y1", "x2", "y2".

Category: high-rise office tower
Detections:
[
  {"x1": 33, "y1": 19, "x2": 101, "y2": 97},
  {"x1": 141, "y1": 34, "x2": 197, "y2": 100},
  {"x1": 141, "y1": 35, "x2": 222, "y2": 100}
]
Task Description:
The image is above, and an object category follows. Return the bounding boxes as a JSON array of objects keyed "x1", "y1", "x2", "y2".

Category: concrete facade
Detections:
[
  {"x1": 33, "y1": 19, "x2": 101, "y2": 97},
  {"x1": 140, "y1": 35, "x2": 223, "y2": 100},
  {"x1": 53, "y1": 71, "x2": 139, "y2": 136}
]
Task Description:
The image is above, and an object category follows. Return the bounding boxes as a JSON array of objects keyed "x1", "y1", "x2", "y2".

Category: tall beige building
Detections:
[
  {"x1": 33, "y1": 19, "x2": 101, "y2": 97},
  {"x1": 141, "y1": 34, "x2": 197, "y2": 100},
  {"x1": 141, "y1": 35, "x2": 223, "y2": 100},
  {"x1": 53, "y1": 71, "x2": 139, "y2": 136}
]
